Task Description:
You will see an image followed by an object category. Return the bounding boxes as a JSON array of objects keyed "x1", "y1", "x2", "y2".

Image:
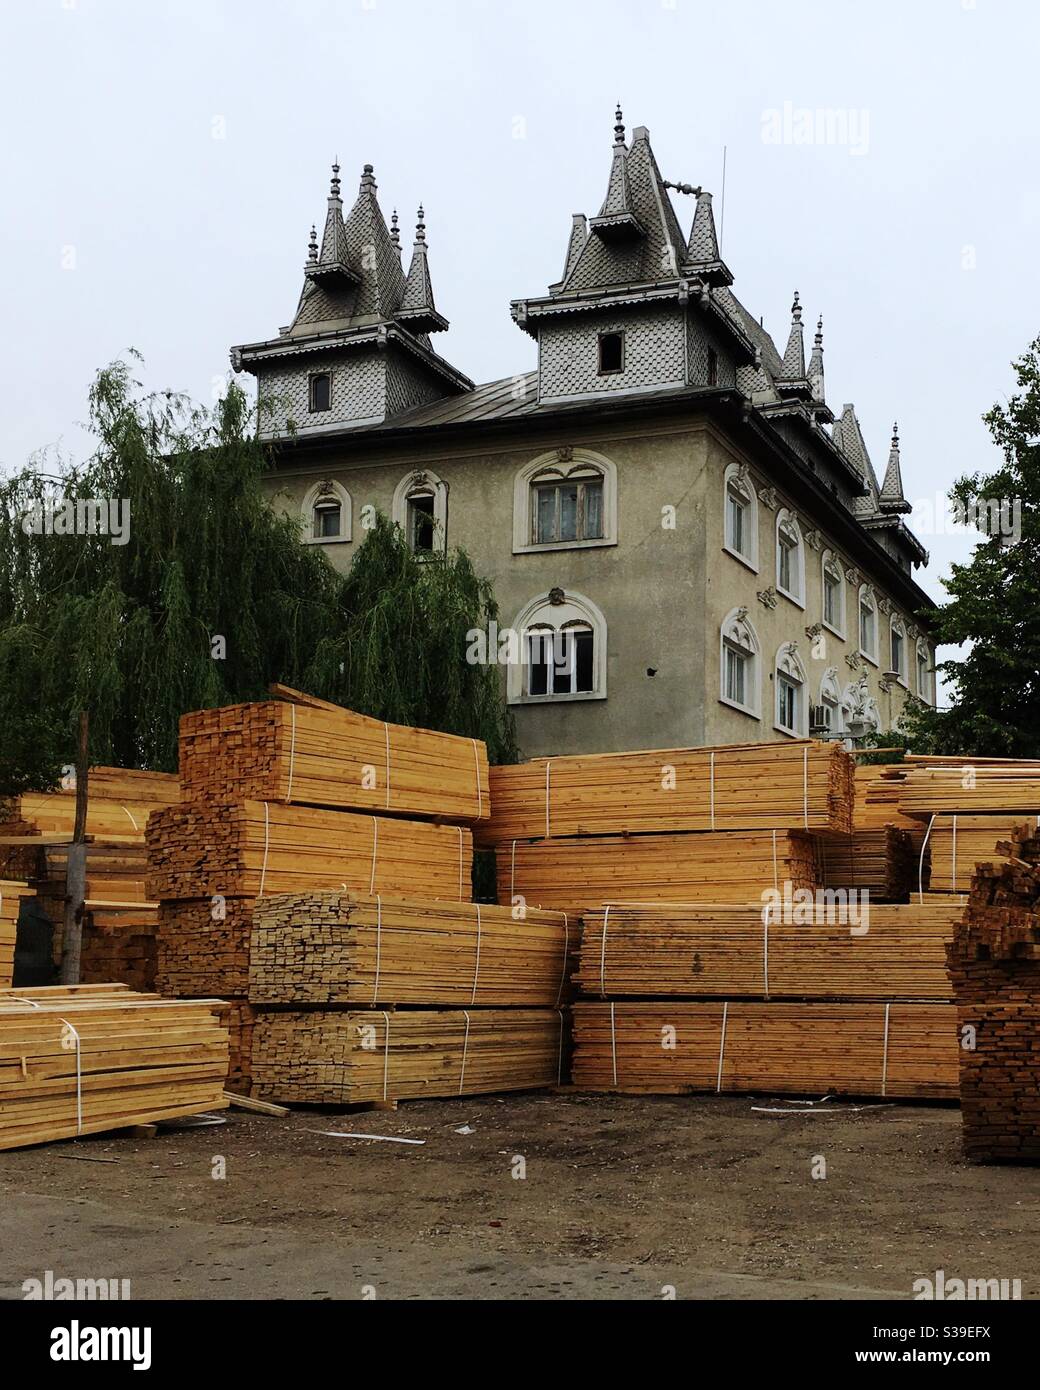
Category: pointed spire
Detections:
[
  {"x1": 779, "y1": 291, "x2": 806, "y2": 380},
  {"x1": 807, "y1": 315, "x2": 825, "y2": 402},
  {"x1": 341, "y1": 159, "x2": 408, "y2": 320},
  {"x1": 589, "y1": 103, "x2": 644, "y2": 242},
  {"x1": 879, "y1": 422, "x2": 912, "y2": 513},
  {"x1": 305, "y1": 158, "x2": 358, "y2": 289},
  {"x1": 683, "y1": 189, "x2": 733, "y2": 287},
  {"x1": 551, "y1": 214, "x2": 588, "y2": 290},
  {"x1": 397, "y1": 204, "x2": 448, "y2": 333}
]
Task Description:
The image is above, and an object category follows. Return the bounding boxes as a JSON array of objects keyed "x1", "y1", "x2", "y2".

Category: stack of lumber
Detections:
[
  {"x1": 0, "y1": 881, "x2": 32, "y2": 988},
  {"x1": 571, "y1": 1001, "x2": 958, "y2": 1098},
  {"x1": 576, "y1": 899, "x2": 962, "y2": 1001},
  {"x1": 947, "y1": 827, "x2": 1040, "y2": 1161},
  {"x1": 899, "y1": 763, "x2": 1040, "y2": 818},
  {"x1": 219, "y1": 1000, "x2": 256, "y2": 1094},
  {"x1": 0, "y1": 985, "x2": 228, "y2": 1150},
  {"x1": 928, "y1": 816, "x2": 1038, "y2": 895},
  {"x1": 248, "y1": 892, "x2": 571, "y2": 1006},
  {"x1": 853, "y1": 764, "x2": 920, "y2": 832},
  {"x1": 814, "y1": 826, "x2": 916, "y2": 900},
  {"x1": 251, "y1": 1008, "x2": 565, "y2": 1105},
  {"x1": 479, "y1": 739, "x2": 854, "y2": 843},
  {"x1": 0, "y1": 768, "x2": 179, "y2": 844},
  {"x1": 178, "y1": 690, "x2": 490, "y2": 823},
  {"x1": 79, "y1": 913, "x2": 157, "y2": 993},
  {"x1": 498, "y1": 829, "x2": 817, "y2": 916},
  {"x1": 157, "y1": 898, "x2": 258, "y2": 998},
  {"x1": 145, "y1": 800, "x2": 473, "y2": 901}
]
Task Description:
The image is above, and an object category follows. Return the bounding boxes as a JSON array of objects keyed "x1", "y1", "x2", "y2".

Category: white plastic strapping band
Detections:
[
  {"x1": 881, "y1": 1002, "x2": 891, "y2": 1097},
  {"x1": 381, "y1": 1011, "x2": 391, "y2": 1101},
  {"x1": 557, "y1": 1009, "x2": 565, "y2": 1085},
  {"x1": 610, "y1": 1001, "x2": 618, "y2": 1088},
  {"x1": 951, "y1": 815, "x2": 958, "y2": 891},
  {"x1": 122, "y1": 806, "x2": 139, "y2": 832},
  {"x1": 599, "y1": 905, "x2": 612, "y2": 1000},
  {"x1": 709, "y1": 752, "x2": 716, "y2": 831},
  {"x1": 803, "y1": 745, "x2": 809, "y2": 829},
  {"x1": 259, "y1": 801, "x2": 271, "y2": 897},
  {"x1": 372, "y1": 894, "x2": 383, "y2": 1004},
  {"x1": 383, "y1": 723, "x2": 391, "y2": 811},
  {"x1": 555, "y1": 914, "x2": 569, "y2": 1009},
  {"x1": 369, "y1": 816, "x2": 379, "y2": 894},
  {"x1": 472, "y1": 739, "x2": 482, "y2": 819},
  {"x1": 762, "y1": 901, "x2": 772, "y2": 998},
  {"x1": 59, "y1": 1017, "x2": 83, "y2": 1136},
  {"x1": 457, "y1": 827, "x2": 465, "y2": 901},
  {"x1": 918, "y1": 813, "x2": 936, "y2": 905},
  {"x1": 458, "y1": 1010, "x2": 471, "y2": 1095},
  {"x1": 772, "y1": 830, "x2": 779, "y2": 892},
  {"x1": 470, "y1": 904, "x2": 482, "y2": 1005},
  {"x1": 286, "y1": 703, "x2": 297, "y2": 804},
  {"x1": 510, "y1": 840, "x2": 517, "y2": 900},
  {"x1": 716, "y1": 1001, "x2": 729, "y2": 1093}
]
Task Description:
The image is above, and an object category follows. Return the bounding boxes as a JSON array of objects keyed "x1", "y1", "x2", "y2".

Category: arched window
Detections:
[
  {"x1": 719, "y1": 607, "x2": 760, "y2": 718},
  {"x1": 774, "y1": 642, "x2": 807, "y2": 736},
  {"x1": 301, "y1": 480, "x2": 352, "y2": 545},
  {"x1": 392, "y1": 469, "x2": 448, "y2": 556},
  {"x1": 821, "y1": 550, "x2": 845, "y2": 636},
  {"x1": 309, "y1": 372, "x2": 332, "y2": 413},
  {"x1": 775, "y1": 509, "x2": 805, "y2": 605},
  {"x1": 858, "y1": 585, "x2": 878, "y2": 663},
  {"x1": 889, "y1": 615, "x2": 908, "y2": 683},
  {"x1": 916, "y1": 640, "x2": 933, "y2": 704},
  {"x1": 513, "y1": 450, "x2": 617, "y2": 553},
  {"x1": 815, "y1": 667, "x2": 843, "y2": 736},
  {"x1": 507, "y1": 590, "x2": 607, "y2": 704},
  {"x1": 723, "y1": 462, "x2": 758, "y2": 570}
]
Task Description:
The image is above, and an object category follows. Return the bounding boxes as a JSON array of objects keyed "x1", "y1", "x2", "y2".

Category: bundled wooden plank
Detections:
[
  {"x1": 145, "y1": 800, "x2": 474, "y2": 902},
  {"x1": 498, "y1": 829, "x2": 818, "y2": 916},
  {"x1": 250, "y1": 1007, "x2": 566, "y2": 1105},
  {"x1": 577, "y1": 899, "x2": 962, "y2": 1000},
  {"x1": 0, "y1": 768, "x2": 179, "y2": 843},
  {"x1": 853, "y1": 764, "x2": 921, "y2": 831},
  {"x1": 947, "y1": 827, "x2": 1040, "y2": 1161},
  {"x1": 0, "y1": 985, "x2": 228, "y2": 1150},
  {"x1": 178, "y1": 697, "x2": 490, "y2": 823},
  {"x1": 478, "y1": 739, "x2": 853, "y2": 844},
  {"x1": 571, "y1": 1001, "x2": 958, "y2": 1098},
  {"x1": 814, "y1": 826, "x2": 916, "y2": 900},
  {"x1": 79, "y1": 910, "x2": 158, "y2": 993},
  {"x1": 217, "y1": 999, "x2": 256, "y2": 1095},
  {"x1": 0, "y1": 880, "x2": 32, "y2": 988},
  {"x1": 927, "y1": 816, "x2": 1039, "y2": 894},
  {"x1": 899, "y1": 764, "x2": 1040, "y2": 817},
  {"x1": 157, "y1": 898, "x2": 256, "y2": 997},
  {"x1": 248, "y1": 892, "x2": 572, "y2": 1007}
]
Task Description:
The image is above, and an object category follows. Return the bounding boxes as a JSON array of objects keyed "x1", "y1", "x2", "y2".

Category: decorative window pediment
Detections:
[
  {"x1": 513, "y1": 450, "x2": 617, "y2": 554},
  {"x1": 301, "y1": 479, "x2": 352, "y2": 545}
]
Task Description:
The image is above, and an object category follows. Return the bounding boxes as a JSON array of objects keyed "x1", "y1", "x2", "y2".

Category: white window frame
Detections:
[
  {"x1": 507, "y1": 591, "x2": 607, "y2": 705},
  {"x1": 301, "y1": 480, "x2": 352, "y2": 545},
  {"x1": 718, "y1": 607, "x2": 761, "y2": 719},
  {"x1": 775, "y1": 508, "x2": 805, "y2": 608},
  {"x1": 819, "y1": 667, "x2": 844, "y2": 736},
  {"x1": 392, "y1": 469, "x2": 448, "y2": 557},
  {"x1": 513, "y1": 450, "x2": 617, "y2": 554},
  {"x1": 722, "y1": 462, "x2": 759, "y2": 572},
  {"x1": 820, "y1": 550, "x2": 846, "y2": 639},
  {"x1": 774, "y1": 642, "x2": 808, "y2": 737},
  {"x1": 858, "y1": 585, "x2": 879, "y2": 665},
  {"x1": 916, "y1": 640, "x2": 933, "y2": 705},
  {"x1": 889, "y1": 615, "x2": 908, "y2": 685}
]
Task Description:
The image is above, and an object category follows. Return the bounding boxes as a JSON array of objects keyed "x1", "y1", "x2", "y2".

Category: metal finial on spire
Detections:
[
  {"x1": 614, "y1": 103, "x2": 626, "y2": 145},
  {"x1": 892, "y1": 421, "x2": 899, "y2": 447},
  {"x1": 390, "y1": 209, "x2": 400, "y2": 247},
  {"x1": 815, "y1": 315, "x2": 823, "y2": 344},
  {"x1": 330, "y1": 160, "x2": 341, "y2": 198},
  {"x1": 308, "y1": 224, "x2": 318, "y2": 261},
  {"x1": 791, "y1": 290, "x2": 802, "y2": 321},
  {"x1": 360, "y1": 163, "x2": 376, "y2": 193},
  {"x1": 415, "y1": 205, "x2": 426, "y2": 243}
]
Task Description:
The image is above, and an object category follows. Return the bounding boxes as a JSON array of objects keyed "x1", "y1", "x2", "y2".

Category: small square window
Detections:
[
  {"x1": 309, "y1": 373, "x2": 332, "y2": 413},
  {"x1": 598, "y1": 332, "x2": 624, "y2": 375}
]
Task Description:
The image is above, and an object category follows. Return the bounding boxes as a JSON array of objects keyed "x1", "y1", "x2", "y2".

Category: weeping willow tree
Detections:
[
  {"x1": 0, "y1": 355, "x2": 517, "y2": 796},
  {"x1": 0, "y1": 355, "x2": 339, "y2": 793},
  {"x1": 305, "y1": 513, "x2": 519, "y2": 765}
]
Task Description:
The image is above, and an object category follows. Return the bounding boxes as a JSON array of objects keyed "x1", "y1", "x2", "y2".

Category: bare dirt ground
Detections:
[{"x1": 2, "y1": 1092, "x2": 1038, "y2": 1301}]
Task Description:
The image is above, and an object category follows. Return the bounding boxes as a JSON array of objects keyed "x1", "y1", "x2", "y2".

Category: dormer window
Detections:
[
  {"x1": 598, "y1": 331, "x2": 624, "y2": 375},
  {"x1": 309, "y1": 372, "x2": 332, "y2": 413}
]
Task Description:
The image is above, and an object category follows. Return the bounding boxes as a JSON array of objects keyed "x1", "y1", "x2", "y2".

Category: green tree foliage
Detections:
[
  {"x1": 902, "y1": 337, "x2": 1040, "y2": 756},
  {"x1": 0, "y1": 357, "x2": 517, "y2": 796}
]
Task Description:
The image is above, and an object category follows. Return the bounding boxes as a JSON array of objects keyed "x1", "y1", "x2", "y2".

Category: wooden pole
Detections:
[{"x1": 59, "y1": 713, "x2": 89, "y2": 985}]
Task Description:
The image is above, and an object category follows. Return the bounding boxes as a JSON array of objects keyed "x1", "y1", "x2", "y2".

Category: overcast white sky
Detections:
[{"x1": 2, "y1": 0, "x2": 1037, "y2": 681}]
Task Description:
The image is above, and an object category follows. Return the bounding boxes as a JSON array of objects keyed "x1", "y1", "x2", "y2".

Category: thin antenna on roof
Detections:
[{"x1": 719, "y1": 145, "x2": 728, "y2": 251}]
